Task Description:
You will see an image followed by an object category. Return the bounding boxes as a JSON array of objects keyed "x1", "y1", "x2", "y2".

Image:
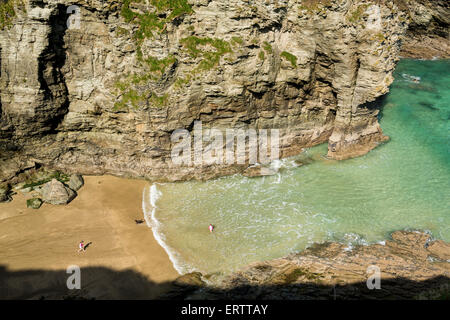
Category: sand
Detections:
[{"x1": 0, "y1": 176, "x2": 179, "y2": 299}]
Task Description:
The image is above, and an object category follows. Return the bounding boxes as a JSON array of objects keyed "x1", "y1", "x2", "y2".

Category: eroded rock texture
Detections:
[
  {"x1": 400, "y1": 0, "x2": 450, "y2": 59},
  {"x1": 0, "y1": 0, "x2": 448, "y2": 183},
  {"x1": 184, "y1": 231, "x2": 450, "y2": 300}
]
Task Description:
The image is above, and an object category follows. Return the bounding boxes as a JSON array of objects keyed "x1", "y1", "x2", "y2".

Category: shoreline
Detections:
[
  {"x1": 143, "y1": 183, "x2": 187, "y2": 275},
  {"x1": 0, "y1": 175, "x2": 179, "y2": 299},
  {"x1": 1, "y1": 174, "x2": 449, "y2": 299}
]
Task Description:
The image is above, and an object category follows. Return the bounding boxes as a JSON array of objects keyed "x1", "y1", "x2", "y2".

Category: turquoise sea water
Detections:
[{"x1": 143, "y1": 59, "x2": 450, "y2": 276}]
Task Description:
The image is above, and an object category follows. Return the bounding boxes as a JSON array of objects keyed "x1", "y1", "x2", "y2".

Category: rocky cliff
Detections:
[
  {"x1": 400, "y1": 0, "x2": 449, "y2": 59},
  {"x1": 0, "y1": 0, "x2": 448, "y2": 187}
]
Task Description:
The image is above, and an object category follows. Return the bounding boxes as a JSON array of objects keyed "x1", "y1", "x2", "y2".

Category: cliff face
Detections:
[
  {"x1": 400, "y1": 0, "x2": 450, "y2": 59},
  {"x1": 0, "y1": 0, "x2": 447, "y2": 183}
]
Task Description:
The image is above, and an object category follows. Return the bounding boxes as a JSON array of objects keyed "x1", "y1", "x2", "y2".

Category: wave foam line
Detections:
[{"x1": 142, "y1": 184, "x2": 190, "y2": 275}]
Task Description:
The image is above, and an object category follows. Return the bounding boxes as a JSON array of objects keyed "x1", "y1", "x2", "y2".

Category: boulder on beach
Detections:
[
  {"x1": 0, "y1": 184, "x2": 12, "y2": 202},
  {"x1": 27, "y1": 198, "x2": 43, "y2": 209},
  {"x1": 67, "y1": 174, "x2": 84, "y2": 191},
  {"x1": 41, "y1": 179, "x2": 76, "y2": 205},
  {"x1": 173, "y1": 272, "x2": 206, "y2": 288}
]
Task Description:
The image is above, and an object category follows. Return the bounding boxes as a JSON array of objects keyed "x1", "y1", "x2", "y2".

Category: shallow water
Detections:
[{"x1": 143, "y1": 59, "x2": 450, "y2": 275}]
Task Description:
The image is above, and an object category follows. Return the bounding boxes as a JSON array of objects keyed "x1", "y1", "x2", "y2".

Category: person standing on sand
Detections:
[
  {"x1": 78, "y1": 240, "x2": 85, "y2": 253},
  {"x1": 209, "y1": 224, "x2": 214, "y2": 233}
]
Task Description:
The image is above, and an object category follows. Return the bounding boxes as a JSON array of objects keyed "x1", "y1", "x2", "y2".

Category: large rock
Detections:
[
  {"x1": 0, "y1": 184, "x2": 12, "y2": 202},
  {"x1": 67, "y1": 174, "x2": 84, "y2": 191},
  {"x1": 26, "y1": 198, "x2": 43, "y2": 209},
  {"x1": 242, "y1": 164, "x2": 277, "y2": 178},
  {"x1": 41, "y1": 179, "x2": 76, "y2": 205},
  {"x1": 173, "y1": 272, "x2": 206, "y2": 288},
  {"x1": 400, "y1": 0, "x2": 450, "y2": 59}
]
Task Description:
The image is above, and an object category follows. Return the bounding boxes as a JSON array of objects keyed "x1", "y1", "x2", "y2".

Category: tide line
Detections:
[{"x1": 142, "y1": 184, "x2": 192, "y2": 275}]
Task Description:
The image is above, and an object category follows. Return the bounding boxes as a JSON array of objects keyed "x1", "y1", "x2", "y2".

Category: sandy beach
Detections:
[{"x1": 0, "y1": 176, "x2": 179, "y2": 299}]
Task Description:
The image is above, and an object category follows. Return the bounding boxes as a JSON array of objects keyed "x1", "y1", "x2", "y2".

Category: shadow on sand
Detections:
[
  {"x1": 83, "y1": 242, "x2": 93, "y2": 251},
  {"x1": 0, "y1": 265, "x2": 449, "y2": 300}
]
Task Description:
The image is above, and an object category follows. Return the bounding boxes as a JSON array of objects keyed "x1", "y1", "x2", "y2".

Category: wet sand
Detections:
[{"x1": 0, "y1": 176, "x2": 179, "y2": 299}]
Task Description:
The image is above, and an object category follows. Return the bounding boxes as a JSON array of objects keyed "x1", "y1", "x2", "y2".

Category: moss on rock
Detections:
[
  {"x1": 27, "y1": 198, "x2": 43, "y2": 209},
  {"x1": 181, "y1": 36, "x2": 233, "y2": 72},
  {"x1": 114, "y1": 0, "x2": 193, "y2": 110},
  {"x1": 281, "y1": 51, "x2": 298, "y2": 67},
  {"x1": 0, "y1": 0, "x2": 24, "y2": 30}
]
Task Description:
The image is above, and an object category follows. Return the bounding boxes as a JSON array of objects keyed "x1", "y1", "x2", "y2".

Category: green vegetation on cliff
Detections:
[
  {"x1": 114, "y1": 0, "x2": 193, "y2": 110},
  {"x1": 347, "y1": 3, "x2": 370, "y2": 24},
  {"x1": 121, "y1": 0, "x2": 193, "y2": 43},
  {"x1": 181, "y1": 36, "x2": 233, "y2": 71},
  {"x1": 0, "y1": 0, "x2": 24, "y2": 30},
  {"x1": 258, "y1": 50, "x2": 265, "y2": 60},
  {"x1": 281, "y1": 51, "x2": 298, "y2": 67},
  {"x1": 142, "y1": 55, "x2": 177, "y2": 78},
  {"x1": 22, "y1": 171, "x2": 70, "y2": 190},
  {"x1": 113, "y1": 73, "x2": 169, "y2": 110},
  {"x1": 298, "y1": 0, "x2": 331, "y2": 14},
  {"x1": 114, "y1": 0, "x2": 244, "y2": 110},
  {"x1": 121, "y1": 0, "x2": 193, "y2": 25},
  {"x1": 262, "y1": 41, "x2": 273, "y2": 54}
]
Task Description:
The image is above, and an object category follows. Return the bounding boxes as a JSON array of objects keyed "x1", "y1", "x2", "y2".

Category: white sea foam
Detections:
[
  {"x1": 275, "y1": 173, "x2": 282, "y2": 184},
  {"x1": 142, "y1": 184, "x2": 192, "y2": 275},
  {"x1": 149, "y1": 184, "x2": 160, "y2": 208},
  {"x1": 270, "y1": 159, "x2": 283, "y2": 171},
  {"x1": 340, "y1": 233, "x2": 370, "y2": 252}
]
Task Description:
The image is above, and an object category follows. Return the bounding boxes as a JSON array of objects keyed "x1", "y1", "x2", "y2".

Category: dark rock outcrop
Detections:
[
  {"x1": 67, "y1": 174, "x2": 84, "y2": 191},
  {"x1": 181, "y1": 231, "x2": 450, "y2": 300},
  {"x1": 0, "y1": 183, "x2": 11, "y2": 202},
  {"x1": 26, "y1": 197, "x2": 43, "y2": 209},
  {"x1": 399, "y1": 0, "x2": 450, "y2": 59}
]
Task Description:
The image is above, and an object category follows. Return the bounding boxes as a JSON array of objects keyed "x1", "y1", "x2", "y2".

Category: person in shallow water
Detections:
[{"x1": 209, "y1": 224, "x2": 214, "y2": 233}]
